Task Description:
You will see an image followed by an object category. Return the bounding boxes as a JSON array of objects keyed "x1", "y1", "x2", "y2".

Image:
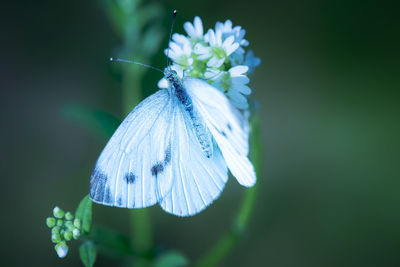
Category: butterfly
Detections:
[{"x1": 89, "y1": 67, "x2": 256, "y2": 216}]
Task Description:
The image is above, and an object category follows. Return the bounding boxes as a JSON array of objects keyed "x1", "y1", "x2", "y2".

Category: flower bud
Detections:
[
  {"x1": 51, "y1": 233, "x2": 62, "y2": 243},
  {"x1": 73, "y1": 218, "x2": 81, "y2": 229},
  {"x1": 53, "y1": 206, "x2": 65, "y2": 219},
  {"x1": 51, "y1": 226, "x2": 61, "y2": 235},
  {"x1": 65, "y1": 212, "x2": 74, "y2": 221},
  {"x1": 64, "y1": 231, "x2": 73, "y2": 241},
  {"x1": 55, "y1": 242, "x2": 68, "y2": 258},
  {"x1": 46, "y1": 217, "x2": 56, "y2": 228},
  {"x1": 56, "y1": 219, "x2": 63, "y2": 227},
  {"x1": 72, "y1": 228, "x2": 80, "y2": 239},
  {"x1": 65, "y1": 221, "x2": 74, "y2": 230}
]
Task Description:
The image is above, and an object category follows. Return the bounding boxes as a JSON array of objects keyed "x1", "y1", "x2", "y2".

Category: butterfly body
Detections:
[
  {"x1": 165, "y1": 70, "x2": 213, "y2": 158},
  {"x1": 90, "y1": 69, "x2": 256, "y2": 216}
]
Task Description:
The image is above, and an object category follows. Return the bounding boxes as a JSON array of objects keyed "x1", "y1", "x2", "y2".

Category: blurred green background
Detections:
[{"x1": 1, "y1": 0, "x2": 399, "y2": 266}]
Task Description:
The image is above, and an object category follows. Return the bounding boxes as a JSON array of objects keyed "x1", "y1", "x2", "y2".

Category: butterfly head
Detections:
[{"x1": 164, "y1": 68, "x2": 179, "y2": 84}]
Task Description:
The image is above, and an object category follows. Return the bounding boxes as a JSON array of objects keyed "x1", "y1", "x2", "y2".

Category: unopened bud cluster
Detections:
[{"x1": 46, "y1": 206, "x2": 81, "y2": 258}]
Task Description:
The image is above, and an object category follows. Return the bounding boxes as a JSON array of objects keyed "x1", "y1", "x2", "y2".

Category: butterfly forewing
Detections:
[{"x1": 90, "y1": 89, "x2": 175, "y2": 208}]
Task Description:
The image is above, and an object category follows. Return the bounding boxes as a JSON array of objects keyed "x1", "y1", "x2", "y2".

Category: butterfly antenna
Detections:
[
  {"x1": 110, "y1": 57, "x2": 163, "y2": 73},
  {"x1": 166, "y1": 9, "x2": 177, "y2": 68}
]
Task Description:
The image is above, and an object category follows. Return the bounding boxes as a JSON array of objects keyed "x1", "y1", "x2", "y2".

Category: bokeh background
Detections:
[{"x1": 1, "y1": 0, "x2": 399, "y2": 266}]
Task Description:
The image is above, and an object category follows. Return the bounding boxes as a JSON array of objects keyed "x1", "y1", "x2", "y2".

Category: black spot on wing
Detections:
[
  {"x1": 117, "y1": 197, "x2": 123, "y2": 206},
  {"x1": 151, "y1": 163, "x2": 164, "y2": 176},
  {"x1": 227, "y1": 123, "x2": 232, "y2": 132},
  {"x1": 150, "y1": 144, "x2": 171, "y2": 177},
  {"x1": 124, "y1": 172, "x2": 136, "y2": 184},
  {"x1": 215, "y1": 127, "x2": 228, "y2": 139},
  {"x1": 104, "y1": 188, "x2": 112, "y2": 204},
  {"x1": 164, "y1": 143, "x2": 171, "y2": 165},
  {"x1": 90, "y1": 169, "x2": 108, "y2": 202}
]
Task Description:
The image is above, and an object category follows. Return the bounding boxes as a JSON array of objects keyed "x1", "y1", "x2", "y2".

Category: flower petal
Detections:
[
  {"x1": 193, "y1": 16, "x2": 203, "y2": 37},
  {"x1": 222, "y1": 36, "x2": 234, "y2": 49},
  {"x1": 208, "y1": 57, "x2": 225, "y2": 68},
  {"x1": 225, "y1": 42, "x2": 239, "y2": 56},
  {"x1": 234, "y1": 84, "x2": 252, "y2": 95},
  {"x1": 204, "y1": 68, "x2": 221, "y2": 79},
  {"x1": 184, "y1": 21, "x2": 196, "y2": 38},
  {"x1": 229, "y1": 65, "x2": 249, "y2": 76},
  {"x1": 232, "y1": 75, "x2": 250, "y2": 85},
  {"x1": 207, "y1": 56, "x2": 220, "y2": 67},
  {"x1": 206, "y1": 29, "x2": 216, "y2": 46},
  {"x1": 227, "y1": 89, "x2": 248, "y2": 109},
  {"x1": 158, "y1": 78, "x2": 169, "y2": 89}
]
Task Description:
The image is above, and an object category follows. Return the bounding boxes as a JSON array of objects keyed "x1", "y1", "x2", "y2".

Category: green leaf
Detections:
[
  {"x1": 154, "y1": 251, "x2": 189, "y2": 267},
  {"x1": 61, "y1": 103, "x2": 121, "y2": 140},
  {"x1": 75, "y1": 195, "x2": 92, "y2": 234},
  {"x1": 79, "y1": 241, "x2": 97, "y2": 267},
  {"x1": 89, "y1": 226, "x2": 132, "y2": 258}
]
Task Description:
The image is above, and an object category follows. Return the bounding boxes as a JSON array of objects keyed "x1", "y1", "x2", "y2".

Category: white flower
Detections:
[
  {"x1": 207, "y1": 65, "x2": 251, "y2": 109},
  {"x1": 215, "y1": 19, "x2": 249, "y2": 47},
  {"x1": 195, "y1": 29, "x2": 239, "y2": 68},
  {"x1": 160, "y1": 16, "x2": 260, "y2": 110},
  {"x1": 165, "y1": 33, "x2": 193, "y2": 69},
  {"x1": 184, "y1": 16, "x2": 204, "y2": 40}
]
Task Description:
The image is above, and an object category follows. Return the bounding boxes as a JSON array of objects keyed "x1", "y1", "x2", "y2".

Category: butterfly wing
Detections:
[
  {"x1": 159, "y1": 101, "x2": 228, "y2": 216},
  {"x1": 184, "y1": 77, "x2": 256, "y2": 187},
  {"x1": 90, "y1": 89, "x2": 176, "y2": 208}
]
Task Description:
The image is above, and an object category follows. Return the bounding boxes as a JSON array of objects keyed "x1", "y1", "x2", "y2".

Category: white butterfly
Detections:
[{"x1": 89, "y1": 68, "x2": 256, "y2": 216}]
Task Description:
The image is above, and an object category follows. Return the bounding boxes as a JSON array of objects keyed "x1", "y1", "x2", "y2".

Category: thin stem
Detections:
[
  {"x1": 122, "y1": 66, "x2": 143, "y2": 115},
  {"x1": 130, "y1": 210, "x2": 153, "y2": 264},
  {"x1": 195, "y1": 115, "x2": 261, "y2": 267}
]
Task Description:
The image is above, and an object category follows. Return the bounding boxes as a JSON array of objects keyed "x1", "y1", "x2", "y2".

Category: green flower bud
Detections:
[
  {"x1": 55, "y1": 242, "x2": 68, "y2": 258},
  {"x1": 46, "y1": 217, "x2": 56, "y2": 228},
  {"x1": 65, "y1": 212, "x2": 74, "y2": 221},
  {"x1": 51, "y1": 233, "x2": 62, "y2": 243},
  {"x1": 65, "y1": 221, "x2": 74, "y2": 230},
  {"x1": 64, "y1": 231, "x2": 73, "y2": 241},
  {"x1": 51, "y1": 226, "x2": 61, "y2": 235},
  {"x1": 73, "y1": 218, "x2": 81, "y2": 229},
  {"x1": 72, "y1": 228, "x2": 80, "y2": 239},
  {"x1": 53, "y1": 206, "x2": 65, "y2": 219},
  {"x1": 56, "y1": 219, "x2": 63, "y2": 227}
]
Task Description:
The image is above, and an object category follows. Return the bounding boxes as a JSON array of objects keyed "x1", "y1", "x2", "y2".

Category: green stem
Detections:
[
  {"x1": 122, "y1": 66, "x2": 143, "y2": 115},
  {"x1": 195, "y1": 115, "x2": 261, "y2": 267},
  {"x1": 122, "y1": 66, "x2": 153, "y2": 266}
]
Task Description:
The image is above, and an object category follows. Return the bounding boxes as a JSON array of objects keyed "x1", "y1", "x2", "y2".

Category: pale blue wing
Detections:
[
  {"x1": 159, "y1": 100, "x2": 229, "y2": 216},
  {"x1": 90, "y1": 89, "x2": 175, "y2": 208},
  {"x1": 184, "y1": 77, "x2": 256, "y2": 187}
]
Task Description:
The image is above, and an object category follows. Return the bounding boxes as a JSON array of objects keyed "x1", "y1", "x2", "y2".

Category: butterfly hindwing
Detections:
[
  {"x1": 90, "y1": 89, "x2": 175, "y2": 208},
  {"x1": 159, "y1": 102, "x2": 228, "y2": 216},
  {"x1": 184, "y1": 77, "x2": 256, "y2": 187}
]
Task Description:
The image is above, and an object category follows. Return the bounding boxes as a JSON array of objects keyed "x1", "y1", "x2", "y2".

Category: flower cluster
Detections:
[
  {"x1": 46, "y1": 206, "x2": 82, "y2": 258},
  {"x1": 159, "y1": 16, "x2": 260, "y2": 110}
]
